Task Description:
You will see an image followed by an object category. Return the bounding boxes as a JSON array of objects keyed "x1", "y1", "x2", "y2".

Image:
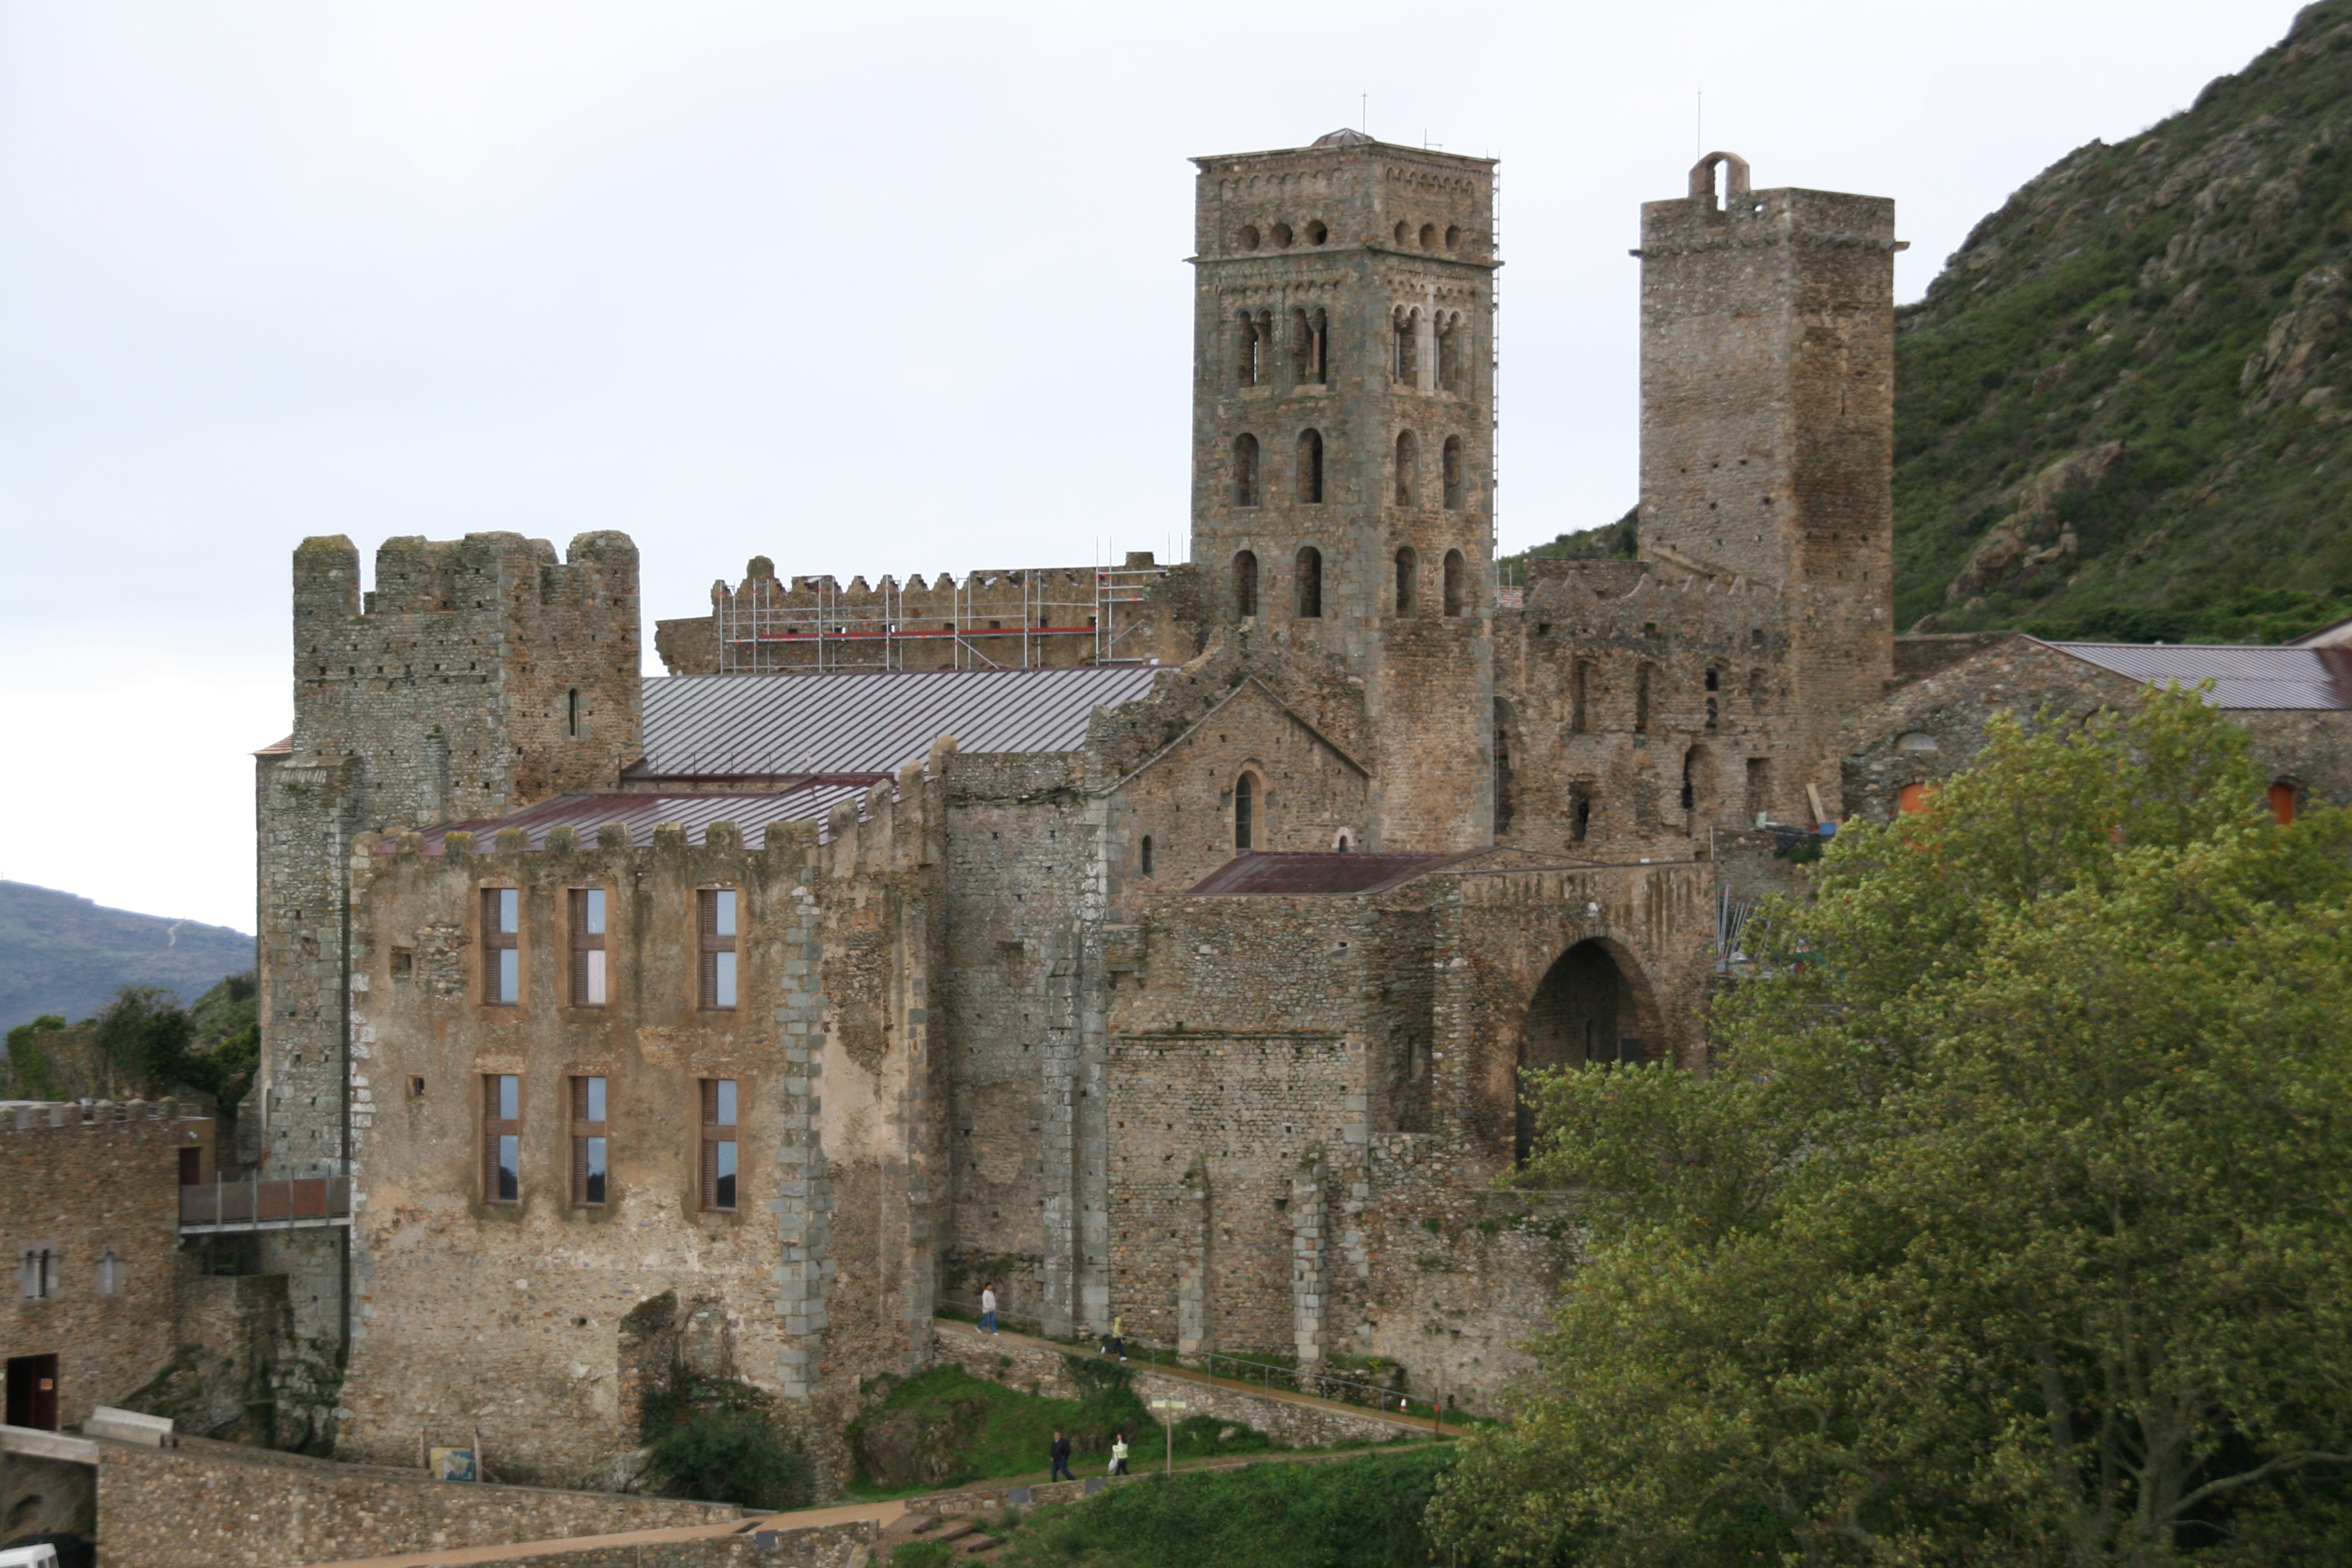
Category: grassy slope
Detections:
[
  {"x1": 996, "y1": 1446, "x2": 1456, "y2": 1568},
  {"x1": 0, "y1": 879, "x2": 254, "y2": 1034},
  {"x1": 1894, "y1": 0, "x2": 2352, "y2": 642}
]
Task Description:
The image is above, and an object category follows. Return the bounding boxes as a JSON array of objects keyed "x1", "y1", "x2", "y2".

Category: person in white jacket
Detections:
[{"x1": 981, "y1": 1285, "x2": 999, "y2": 1334}]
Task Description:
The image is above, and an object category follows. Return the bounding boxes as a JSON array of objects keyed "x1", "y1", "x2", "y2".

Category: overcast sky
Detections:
[{"x1": 0, "y1": 0, "x2": 2304, "y2": 935}]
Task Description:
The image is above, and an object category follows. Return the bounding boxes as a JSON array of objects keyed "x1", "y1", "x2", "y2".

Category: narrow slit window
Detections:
[
  {"x1": 566, "y1": 687, "x2": 581, "y2": 738},
  {"x1": 701, "y1": 1079, "x2": 738, "y2": 1212},
  {"x1": 1232, "y1": 435, "x2": 1261, "y2": 507},
  {"x1": 483, "y1": 1074, "x2": 520, "y2": 1204},
  {"x1": 570, "y1": 888, "x2": 607, "y2": 1007},
  {"x1": 1394, "y1": 547, "x2": 1417, "y2": 614},
  {"x1": 1571, "y1": 660, "x2": 1591, "y2": 734},
  {"x1": 1294, "y1": 547, "x2": 1322, "y2": 618},
  {"x1": 1234, "y1": 774, "x2": 1256, "y2": 852},
  {"x1": 483, "y1": 889, "x2": 520, "y2": 1006},
  {"x1": 1442, "y1": 550, "x2": 1466, "y2": 617},
  {"x1": 1571, "y1": 783, "x2": 1594, "y2": 842},
  {"x1": 1140, "y1": 834, "x2": 1154, "y2": 875},
  {"x1": 571, "y1": 1076, "x2": 608, "y2": 1207},
  {"x1": 699, "y1": 890, "x2": 738, "y2": 1010},
  {"x1": 1442, "y1": 436, "x2": 1465, "y2": 509},
  {"x1": 1635, "y1": 665, "x2": 1653, "y2": 734},
  {"x1": 1232, "y1": 550, "x2": 1259, "y2": 618},
  {"x1": 97, "y1": 1250, "x2": 124, "y2": 1297}
]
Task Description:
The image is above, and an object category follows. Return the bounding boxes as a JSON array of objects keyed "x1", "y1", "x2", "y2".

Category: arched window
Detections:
[
  {"x1": 1435, "y1": 313, "x2": 1465, "y2": 392},
  {"x1": 1442, "y1": 549, "x2": 1466, "y2": 617},
  {"x1": 566, "y1": 687, "x2": 581, "y2": 739},
  {"x1": 1392, "y1": 220, "x2": 1409, "y2": 245},
  {"x1": 1140, "y1": 834, "x2": 1155, "y2": 874},
  {"x1": 1238, "y1": 310, "x2": 1272, "y2": 386},
  {"x1": 1418, "y1": 223, "x2": 1437, "y2": 250},
  {"x1": 1571, "y1": 660, "x2": 1592, "y2": 733},
  {"x1": 1296, "y1": 429, "x2": 1324, "y2": 503},
  {"x1": 1441, "y1": 436, "x2": 1465, "y2": 509},
  {"x1": 1334, "y1": 832, "x2": 1351, "y2": 852},
  {"x1": 1393, "y1": 430, "x2": 1418, "y2": 507},
  {"x1": 1232, "y1": 551, "x2": 1259, "y2": 618},
  {"x1": 1570, "y1": 782, "x2": 1594, "y2": 842},
  {"x1": 1898, "y1": 781, "x2": 1936, "y2": 816},
  {"x1": 1635, "y1": 663, "x2": 1653, "y2": 733},
  {"x1": 1393, "y1": 547, "x2": 1417, "y2": 614},
  {"x1": 1232, "y1": 435, "x2": 1260, "y2": 507},
  {"x1": 1234, "y1": 773, "x2": 1257, "y2": 851},
  {"x1": 1392, "y1": 308, "x2": 1419, "y2": 385},
  {"x1": 1291, "y1": 307, "x2": 1328, "y2": 385},
  {"x1": 1294, "y1": 546, "x2": 1322, "y2": 618}
]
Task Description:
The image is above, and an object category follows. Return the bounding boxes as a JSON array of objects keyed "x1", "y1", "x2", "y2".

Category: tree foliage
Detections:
[{"x1": 1432, "y1": 689, "x2": 2352, "y2": 1565}]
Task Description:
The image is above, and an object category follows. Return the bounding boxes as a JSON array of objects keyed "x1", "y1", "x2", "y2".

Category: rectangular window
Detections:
[
  {"x1": 483, "y1": 1074, "x2": 520, "y2": 1204},
  {"x1": 571, "y1": 1075, "x2": 608, "y2": 1207},
  {"x1": 18, "y1": 1249, "x2": 54, "y2": 1301},
  {"x1": 98, "y1": 1251, "x2": 124, "y2": 1296},
  {"x1": 700, "y1": 1078, "x2": 738, "y2": 1212},
  {"x1": 483, "y1": 889, "x2": 520, "y2": 1005},
  {"x1": 1746, "y1": 757, "x2": 1773, "y2": 822},
  {"x1": 570, "y1": 889, "x2": 608, "y2": 1006},
  {"x1": 699, "y1": 890, "x2": 738, "y2": 1010}
]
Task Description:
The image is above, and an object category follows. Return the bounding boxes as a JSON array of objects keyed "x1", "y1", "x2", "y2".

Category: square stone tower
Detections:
[
  {"x1": 1189, "y1": 130, "x2": 1500, "y2": 850},
  {"x1": 1638, "y1": 153, "x2": 1899, "y2": 807}
]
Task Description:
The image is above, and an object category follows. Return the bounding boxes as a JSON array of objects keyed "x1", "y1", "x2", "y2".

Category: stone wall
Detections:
[
  {"x1": 0, "y1": 1101, "x2": 210, "y2": 1435},
  {"x1": 929, "y1": 1330, "x2": 1408, "y2": 1449},
  {"x1": 428, "y1": 1524, "x2": 876, "y2": 1568},
  {"x1": 94, "y1": 1436, "x2": 742, "y2": 1568}
]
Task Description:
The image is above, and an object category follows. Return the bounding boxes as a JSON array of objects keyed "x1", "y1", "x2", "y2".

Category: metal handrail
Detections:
[
  {"x1": 179, "y1": 1171, "x2": 352, "y2": 1229},
  {"x1": 936, "y1": 1295, "x2": 1449, "y2": 1428}
]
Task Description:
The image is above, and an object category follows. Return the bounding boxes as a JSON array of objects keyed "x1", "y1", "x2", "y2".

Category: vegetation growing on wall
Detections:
[{"x1": 2, "y1": 974, "x2": 258, "y2": 1107}]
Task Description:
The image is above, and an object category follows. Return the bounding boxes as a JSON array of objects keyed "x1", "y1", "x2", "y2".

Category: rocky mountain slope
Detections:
[
  {"x1": 0, "y1": 879, "x2": 252, "y2": 1034},
  {"x1": 1894, "y1": 0, "x2": 2352, "y2": 642}
]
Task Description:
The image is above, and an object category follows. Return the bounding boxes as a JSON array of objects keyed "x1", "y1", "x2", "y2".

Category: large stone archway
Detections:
[{"x1": 1514, "y1": 939, "x2": 1655, "y2": 1163}]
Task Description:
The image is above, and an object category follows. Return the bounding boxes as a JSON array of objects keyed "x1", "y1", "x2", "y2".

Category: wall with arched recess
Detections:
[{"x1": 1418, "y1": 859, "x2": 1718, "y2": 1167}]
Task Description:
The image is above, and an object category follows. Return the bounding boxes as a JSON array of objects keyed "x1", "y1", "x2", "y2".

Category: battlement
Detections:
[
  {"x1": 295, "y1": 530, "x2": 638, "y2": 627},
  {"x1": 3, "y1": 1098, "x2": 211, "y2": 1135},
  {"x1": 656, "y1": 553, "x2": 1181, "y2": 676}
]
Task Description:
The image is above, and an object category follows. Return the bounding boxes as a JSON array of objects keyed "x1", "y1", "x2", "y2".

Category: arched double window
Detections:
[
  {"x1": 1238, "y1": 310, "x2": 1273, "y2": 386},
  {"x1": 1297, "y1": 429, "x2": 1324, "y2": 503},
  {"x1": 1232, "y1": 434, "x2": 1260, "y2": 507},
  {"x1": 1441, "y1": 436, "x2": 1465, "y2": 510},
  {"x1": 1392, "y1": 307, "x2": 1420, "y2": 386},
  {"x1": 1291, "y1": 306, "x2": 1328, "y2": 385},
  {"x1": 1442, "y1": 549, "x2": 1466, "y2": 617},
  {"x1": 1393, "y1": 547, "x2": 1418, "y2": 614},
  {"x1": 1295, "y1": 547, "x2": 1323, "y2": 618},
  {"x1": 1393, "y1": 431, "x2": 1418, "y2": 507},
  {"x1": 1232, "y1": 550, "x2": 1259, "y2": 618}
]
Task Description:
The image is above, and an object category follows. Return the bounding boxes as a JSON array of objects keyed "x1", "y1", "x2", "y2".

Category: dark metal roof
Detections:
[
  {"x1": 634, "y1": 667, "x2": 1163, "y2": 779},
  {"x1": 1183, "y1": 850, "x2": 1491, "y2": 897},
  {"x1": 2045, "y1": 642, "x2": 2352, "y2": 710},
  {"x1": 388, "y1": 785, "x2": 880, "y2": 855}
]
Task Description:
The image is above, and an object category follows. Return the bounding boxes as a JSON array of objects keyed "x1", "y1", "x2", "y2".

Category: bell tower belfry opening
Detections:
[{"x1": 1188, "y1": 129, "x2": 1501, "y2": 851}]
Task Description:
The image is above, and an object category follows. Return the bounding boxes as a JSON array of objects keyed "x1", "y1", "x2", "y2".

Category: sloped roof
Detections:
[
  {"x1": 2045, "y1": 642, "x2": 2352, "y2": 710},
  {"x1": 633, "y1": 666, "x2": 1164, "y2": 779},
  {"x1": 389, "y1": 784, "x2": 874, "y2": 855},
  {"x1": 1184, "y1": 850, "x2": 1491, "y2": 897}
]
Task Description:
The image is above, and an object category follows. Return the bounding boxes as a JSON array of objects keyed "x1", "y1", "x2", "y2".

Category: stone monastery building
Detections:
[{"x1": 248, "y1": 132, "x2": 2352, "y2": 1488}]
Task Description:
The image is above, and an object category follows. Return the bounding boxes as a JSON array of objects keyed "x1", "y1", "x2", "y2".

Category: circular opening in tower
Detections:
[
  {"x1": 1306, "y1": 219, "x2": 1328, "y2": 246},
  {"x1": 1238, "y1": 226, "x2": 1260, "y2": 251},
  {"x1": 1271, "y1": 222, "x2": 1293, "y2": 248}
]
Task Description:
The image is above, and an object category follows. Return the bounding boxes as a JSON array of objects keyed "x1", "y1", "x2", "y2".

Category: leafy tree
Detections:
[
  {"x1": 1431, "y1": 688, "x2": 2352, "y2": 1565},
  {"x1": 4, "y1": 1015, "x2": 66, "y2": 1099}
]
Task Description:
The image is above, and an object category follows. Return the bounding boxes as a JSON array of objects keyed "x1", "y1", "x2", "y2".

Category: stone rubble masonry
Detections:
[
  {"x1": 930, "y1": 1328, "x2": 1408, "y2": 1449},
  {"x1": 0, "y1": 1101, "x2": 213, "y2": 1436},
  {"x1": 330, "y1": 742, "x2": 950, "y2": 1493},
  {"x1": 408, "y1": 1524, "x2": 877, "y2": 1568},
  {"x1": 93, "y1": 1435, "x2": 744, "y2": 1568}
]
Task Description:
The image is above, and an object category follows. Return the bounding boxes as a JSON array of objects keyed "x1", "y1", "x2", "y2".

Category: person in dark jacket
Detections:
[{"x1": 1049, "y1": 1429, "x2": 1075, "y2": 1481}]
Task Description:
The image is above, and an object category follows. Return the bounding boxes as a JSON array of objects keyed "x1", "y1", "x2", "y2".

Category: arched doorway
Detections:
[{"x1": 1515, "y1": 942, "x2": 1643, "y2": 1163}]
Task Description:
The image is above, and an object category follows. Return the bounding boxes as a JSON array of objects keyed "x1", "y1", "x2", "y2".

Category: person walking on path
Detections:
[
  {"x1": 1109, "y1": 1314, "x2": 1127, "y2": 1363},
  {"x1": 1049, "y1": 1429, "x2": 1075, "y2": 1482},
  {"x1": 1109, "y1": 1432, "x2": 1130, "y2": 1477},
  {"x1": 980, "y1": 1284, "x2": 998, "y2": 1335}
]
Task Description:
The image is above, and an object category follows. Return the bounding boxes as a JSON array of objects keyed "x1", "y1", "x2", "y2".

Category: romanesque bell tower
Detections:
[
  {"x1": 1637, "y1": 153, "x2": 1898, "y2": 808},
  {"x1": 1189, "y1": 130, "x2": 1499, "y2": 852}
]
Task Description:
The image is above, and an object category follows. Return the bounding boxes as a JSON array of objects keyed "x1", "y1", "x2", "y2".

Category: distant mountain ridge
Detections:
[
  {"x1": 1892, "y1": 0, "x2": 2352, "y2": 642},
  {"x1": 0, "y1": 880, "x2": 253, "y2": 1034}
]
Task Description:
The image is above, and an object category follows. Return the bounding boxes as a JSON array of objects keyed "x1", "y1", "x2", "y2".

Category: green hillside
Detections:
[
  {"x1": 0, "y1": 880, "x2": 253, "y2": 1035},
  {"x1": 1895, "y1": 0, "x2": 2352, "y2": 642}
]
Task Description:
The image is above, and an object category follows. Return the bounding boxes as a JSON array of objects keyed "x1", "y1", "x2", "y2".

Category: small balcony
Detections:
[{"x1": 179, "y1": 1173, "x2": 352, "y2": 1234}]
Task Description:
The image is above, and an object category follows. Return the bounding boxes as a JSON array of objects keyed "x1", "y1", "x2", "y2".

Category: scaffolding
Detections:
[{"x1": 716, "y1": 553, "x2": 1171, "y2": 676}]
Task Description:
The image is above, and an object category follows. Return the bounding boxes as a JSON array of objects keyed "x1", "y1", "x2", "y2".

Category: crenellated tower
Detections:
[
  {"x1": 1636, "y1": 153, "x2": 1898, "y2": 807},
  {"x1": 1189, "y1": 130, "x2": 1499, "y2": 851}
]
